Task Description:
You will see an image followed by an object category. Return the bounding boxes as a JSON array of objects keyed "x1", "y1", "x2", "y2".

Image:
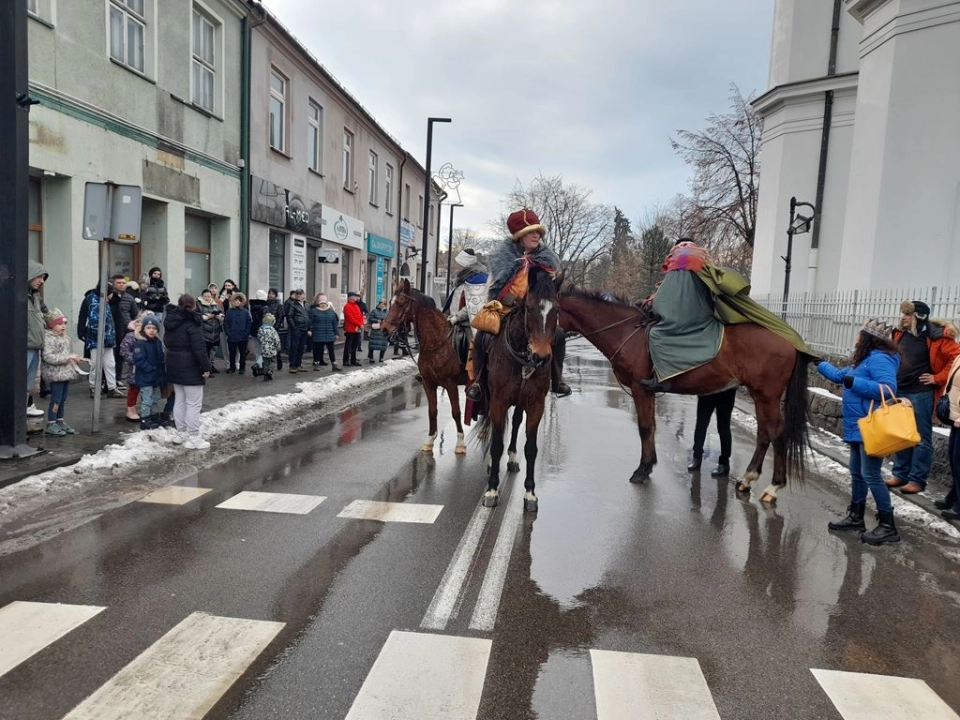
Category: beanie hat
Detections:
[
  {"x1": 862, "y1": 318, "x2": 894, "y2": 342},
  {"x1": 256, "y1": 289, "x2": 268, "y2": 301},
  {"x1": 507, "y1": 209, "x2": 546, "y2": 241},
  {"x1": 900, "y1": 300, "x2": 930, "y2": 319},
  {"x1": 45, "y1": 309, "x2": 66, "y2": 328},
  {"x1": 142, "y1": 315, "x2": 161, "y2": 332},
  {"x1": 348, "y1": 291, "x2": 361, "y2": 298},
  {"x1": 455, "y1": 248, "x2": 478, "y2": 267},
  {"x1": 263, "y1": 313, "x2": 276, "y2": 325}
]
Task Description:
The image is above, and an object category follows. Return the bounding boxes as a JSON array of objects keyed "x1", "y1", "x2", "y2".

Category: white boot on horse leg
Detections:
[
  {"x1": 507, "y1": 451, "x2": 520, "y2": 473},
  {"x1": 422, "y1": 433, "x2": 437, "y2": 453},
  {"x1": 736, "y1": 470, "x2": 760, "y2": 494},
  {"x1": 759, "y1": 484, "x2": 780, "y2": 504},
  {"x1": 455, "y1": 432, "x2": 466, "y2": 455},
  {"x1": 482, "y1": 489, "x2": 499, "y2": 507},
  {"x1": 524, "y1": 491, "x2": 538, "y2": 513}
]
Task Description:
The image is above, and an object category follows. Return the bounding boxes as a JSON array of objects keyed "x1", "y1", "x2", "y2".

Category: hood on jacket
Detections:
[
  {"x1": 230, "y1": 292, "x2": 248, "y2": 307},
  {"x1": 930, "y1": 318, "x2": 959, "y2": 341},
  {"x1": 163, "y1": 305, "x2": 201, "y2": 332},
  {"x1": 29, "y1": 260, "x2": 49, "y2": 286}
]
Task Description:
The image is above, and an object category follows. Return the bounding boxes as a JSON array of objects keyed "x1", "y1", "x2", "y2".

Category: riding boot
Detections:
[
  {"x1": 550, "y1": 326, "x2": 572, "y2": 396},
  {"x1": 828, "y1": 502, "x2": 866, "y2": 532},
  {"x1": 466, "y1": 332, "x2": 487, "y2": 401},
  {"x1": 861, "y1": 509, "x2": 900, "y2": 545},
  {"x1": 640, "y1": 376, "x2": 671, "y2": 393}
]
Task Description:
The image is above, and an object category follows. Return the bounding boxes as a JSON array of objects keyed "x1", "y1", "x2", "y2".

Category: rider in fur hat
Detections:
[{"x1": 466, "y1": 209, "x2": 571, "y2": 402}]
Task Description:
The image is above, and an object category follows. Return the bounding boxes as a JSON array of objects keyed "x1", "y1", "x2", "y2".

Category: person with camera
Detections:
[{"x1": 198, "y1": 288, "x2": 224, "y2": 373}]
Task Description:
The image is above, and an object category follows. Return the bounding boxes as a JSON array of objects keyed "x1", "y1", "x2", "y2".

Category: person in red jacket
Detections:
[
  {"x1": 342, "y1": 291, "x2": 365, "y2": 367},
  {"x1": 888, "y1": 300, "x2": 960, "y2": 494}
]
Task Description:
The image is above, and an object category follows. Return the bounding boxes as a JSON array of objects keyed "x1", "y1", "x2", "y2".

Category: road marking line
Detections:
[
  {"x1": 344, "y1": 630, "x2": 491, "y2": 720},
  {"x1": 421, "y1": 501, "x2": 493, "y2": 630},
  {"x1": 0, "y1": 601, "x2": 106, "y2": 679},
  {"x1": 137, "y1": 486, "x2": 212, "y2": 505},
  {"x1": 812, "y1": 668, "x2": 960, "y2": 720},
  {"x1": 590, "y1": 649, "x2": 721, "y2": 720},
  {"x1": 469, "y1": 476, "x2": 525, "y2": 631},
  {"x1": 338, "y1": 499, "x2": 443, "y2": 524},
  {"x1": 216, "y1": 491, "x2": 326, "y2": 515},
  {"x1": 63, "y1": 612, "x2": 284, "y2": 720}
]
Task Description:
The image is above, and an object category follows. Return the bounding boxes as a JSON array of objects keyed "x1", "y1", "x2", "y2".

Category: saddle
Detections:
[{"x1": 452, "y1": 323, "x2": 470, "y2": 367}]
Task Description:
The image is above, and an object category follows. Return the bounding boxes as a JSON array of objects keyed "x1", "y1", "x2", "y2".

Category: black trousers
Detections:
[
  {"x1": 228, "y1": 341, "x2": 246, "y2": 371},
  {"x1": 692, "y1": 387, "x2": 737, "y2": 463},
  {"x1": 312, "y1": 341, "x2": 336, "y2": 363},
  {"x1": 343, "y1": 332, "x2": 361, "y2": 364}
]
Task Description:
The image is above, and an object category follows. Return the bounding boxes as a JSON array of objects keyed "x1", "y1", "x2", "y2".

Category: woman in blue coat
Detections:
[{"x1": 817, "y1": 318, "x2": 901, "y2": 545}]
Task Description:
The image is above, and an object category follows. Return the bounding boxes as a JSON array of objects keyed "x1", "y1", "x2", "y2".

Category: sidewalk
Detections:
[{"x1": 3, "y1": 342, "x2": 415, "y2": 490}]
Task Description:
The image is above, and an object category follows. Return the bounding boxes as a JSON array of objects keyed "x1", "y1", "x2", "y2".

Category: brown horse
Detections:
[
  {"x1": 557, "y1": 288, "x2": 812, "y2": 503},
  {"x1": 382, "y1": 280, "x2": 468, "y2": 454},
  {"x1": 475, "y1": 267, "x2": 561, "y2": 512}
]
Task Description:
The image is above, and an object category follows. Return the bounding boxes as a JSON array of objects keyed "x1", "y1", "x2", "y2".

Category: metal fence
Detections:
[{"x1": 753, "y1": 285, "x2": 960, "y2": 357}]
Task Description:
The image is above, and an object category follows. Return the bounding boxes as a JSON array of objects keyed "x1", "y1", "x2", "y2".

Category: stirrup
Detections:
[{"x1": 466, "y1": 383, "x2": 483, "y2": 402}]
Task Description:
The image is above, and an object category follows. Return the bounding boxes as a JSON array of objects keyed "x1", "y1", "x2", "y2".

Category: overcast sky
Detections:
[{"x1": 260, "y1": 0, "x2": 774, "y2": 236}]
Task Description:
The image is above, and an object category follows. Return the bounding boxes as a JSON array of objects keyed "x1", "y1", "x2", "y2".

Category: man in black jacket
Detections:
[
  {"x1": 110, "y1": 274, "x2": 139, "y2": 385},
  {"x1": 284, "y1": 289, "x2": 310, "y2": 372}
]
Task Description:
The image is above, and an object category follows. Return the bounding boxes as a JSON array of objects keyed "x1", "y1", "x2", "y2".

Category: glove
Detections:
[{"x1": 842, "y1": 375, "x2": 853, "y2": 389}]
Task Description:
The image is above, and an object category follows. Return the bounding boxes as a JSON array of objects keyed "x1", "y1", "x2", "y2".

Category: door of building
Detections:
[{"x1": 306, "y1": 243, "x2": 318, "y2": 300}]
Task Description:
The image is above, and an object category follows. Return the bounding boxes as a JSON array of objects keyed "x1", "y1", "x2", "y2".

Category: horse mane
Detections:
[
  {"x1": 561, "y1": 286, "x2": 633, "y2": 307},
  {"x1": 405, "y1": 287, "x2": 437, "y2": 309}
]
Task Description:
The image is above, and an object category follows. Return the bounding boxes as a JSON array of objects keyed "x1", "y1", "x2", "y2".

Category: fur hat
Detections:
[
  {"x1": 142, "y1": 315, "x2": 161, "y2": 332},
  {"x1": 45, "y1": 308, "x2": 66, "y2": 328},
  {"x1": 127, "y1": 281, "x2": 139, "y2": 291},
  {"x1": 263, "y1": 313, "x2": 276, "y2": 325},
  {"x1": 507, "y1": 209, "x2": 546, "y2": 241},
  {"x1": 255, "y1": 289, "x2": 268, "y2": 301},
  {"x1": 232, "y1": 292, "x2": 247, "y2": 305},
  {"x1": 455, "y1": 248, "x2": 478, "y2": 268},
  {"x1": 862, "y1": 318, "x2": 894, "y2": 342},
  {"x1": 900, "y1": 300, "x2": 930, "y2": 319}
]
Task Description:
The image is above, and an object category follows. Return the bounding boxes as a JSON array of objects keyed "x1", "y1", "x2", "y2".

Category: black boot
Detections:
[
  {"x1": 687, "y1": 455, "x2": 702, "y2": 472},
  {"x1": 640, "y1": 376, "x2": 671, "y2": 393},
  {"x1": 550, "y1": 327, "x2": 572, "y2": 396},
  {"x1": 467, "y1": 332, "x2": 488, "y2": 402},
  {"x1": 861, "y1": 509, "x2": 900, "y2": 545},
  {"x1": 828, "y1": 502, "x2": 866, "y2": 531},
  {"x1": 710, "y1": 463, "x2": 730, "y2": 478},
  {"x1": 140, "y1": 416, "x2": 159, "y2": 431},
  {"x1": 466, "y1": 383, "x2": 482, "y2": 402},
  {"x1": 158, "y1": 412, "x2": 174, "y2": 428}
]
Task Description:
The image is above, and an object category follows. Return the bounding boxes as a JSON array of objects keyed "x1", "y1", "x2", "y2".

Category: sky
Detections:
[{"x1": 260, "y1": 0, "x2": 775, "y2": 236}]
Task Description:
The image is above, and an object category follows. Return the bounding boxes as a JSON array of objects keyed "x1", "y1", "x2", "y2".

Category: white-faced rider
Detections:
[{"x1": 466, "y1": 208, "x2": 571, "y2": 401}]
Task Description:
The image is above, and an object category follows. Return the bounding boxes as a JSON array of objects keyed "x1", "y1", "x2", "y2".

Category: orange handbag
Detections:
[{"x1": 857, "y1": 385, "x2": 921, "y2": 457}]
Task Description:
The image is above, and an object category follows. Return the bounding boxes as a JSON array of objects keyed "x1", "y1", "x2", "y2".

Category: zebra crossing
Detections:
[{"x1": 2, "y1": 600, "x2": 957, "y2": 719}]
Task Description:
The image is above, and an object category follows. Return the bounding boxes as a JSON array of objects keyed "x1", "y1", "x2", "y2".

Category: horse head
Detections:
[
  {"x1": 381, "y1": 279, "x2": 414, "y2": 333},
  {"x1": 517, "y1": 266, "x2": 560, "y2": 369}
]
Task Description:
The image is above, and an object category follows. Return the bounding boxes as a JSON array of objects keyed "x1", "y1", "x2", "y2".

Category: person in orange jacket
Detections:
[
  {"x1": 342, "y1": 291, "x2": 366, "y2": 367},
  {"x1": 888, "y1": 300, "x2": 960, "y2": 494}
]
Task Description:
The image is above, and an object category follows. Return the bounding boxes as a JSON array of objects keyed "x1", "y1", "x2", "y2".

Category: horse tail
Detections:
[
  {"x1": 783, "y1": 352, "x2": 811, "y2": 485},
  {"x1": 468, "y1": 415, "x2": 493, "y2": 457}
]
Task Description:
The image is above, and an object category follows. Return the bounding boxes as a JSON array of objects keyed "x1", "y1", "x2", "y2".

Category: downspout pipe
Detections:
[
  {"x1": 395, "y1": 152, "x2": 408, "y2": 283},
  {"x1": 239, "y1": 12, "x2": 252, "y2": 292},
  {"x1": 810, "y1": 0, "x2": 843, "y2": 251}
]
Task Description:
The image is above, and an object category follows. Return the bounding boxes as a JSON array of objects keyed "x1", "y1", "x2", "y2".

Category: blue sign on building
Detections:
[{"x1": 366, "y1": 233, "x2": 395, "y2": 258}]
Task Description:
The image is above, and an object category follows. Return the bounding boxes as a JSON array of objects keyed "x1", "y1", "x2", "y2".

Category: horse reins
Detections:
[{"x1": 574, "y1": 312, "x2": 647, "y2": 363}]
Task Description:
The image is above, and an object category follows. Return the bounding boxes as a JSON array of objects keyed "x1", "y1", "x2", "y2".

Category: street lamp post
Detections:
[
  {"x1": 781, "y1": 196, "x2": 816, "y2": 319},
  {"x1": 420, "y1": 117, "x2": 451, "y2": 292},
  {"x1": 445, "y1": 203, "x2": 464, "y2": 297}
]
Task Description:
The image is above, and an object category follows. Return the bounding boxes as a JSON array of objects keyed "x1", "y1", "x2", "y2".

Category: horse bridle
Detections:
[{"x1": 570, "y1": 303, "x2": 651, "y2": 364}]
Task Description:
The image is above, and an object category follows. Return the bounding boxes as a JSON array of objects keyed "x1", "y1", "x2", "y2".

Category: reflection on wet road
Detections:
[{"x1": 1, "y1": 343, "x2": 959, "y2": 720}]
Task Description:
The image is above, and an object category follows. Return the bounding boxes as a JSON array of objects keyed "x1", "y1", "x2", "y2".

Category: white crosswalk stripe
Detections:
[
  {"x1": 591, "y1": 649, "x2": 722, "y2": 719},
  {"x1": 216, "y1": 491, "x2": 326, "y2": 514},
  {"x1": 0, "y1": 601, "x2": 105, "y2": 679},
  {"x1": 338, "y1": 499, "x2": 443, "y2": 523},
  {"x1": 813, "y1": 668, "x2": 960, "y2": 720},
  {"x1": 137, "y1": 486, "x2": 212, "y2": 505},
  {"x1": 344, "y1": 630, "x2": 491, "y2": 720},
  {"x1": 62, "y1": 612, "x2": 284, "y2": 720}
]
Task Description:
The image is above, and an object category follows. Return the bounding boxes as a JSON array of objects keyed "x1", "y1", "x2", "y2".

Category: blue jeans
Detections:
[
  {"x1": 892, "y1": 390, "x2": 934, "y2": 487},
  {"x1": 27, "y1": 349, "x2": 40, "y2": 395},
  {"x1": 47, "y1": 381, "x2": 69, "y2": 421},
  {"x1": 139, "y1": 385, "x2": 162, "y2": 418},
  {"x1": 849, "y1": 441, "x2": 892, "y2": 512}
]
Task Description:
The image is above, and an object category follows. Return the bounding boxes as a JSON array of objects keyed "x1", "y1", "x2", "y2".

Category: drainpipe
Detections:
[
  {"x1": 395, "y1": 152, "x2": 407, "y2": 281},
  {"x1": 239, "y1": 13, "x2": 252, "y2": 292},
  {"x1": 810, "y1": 0, "x2": 842, "y2": 253}
]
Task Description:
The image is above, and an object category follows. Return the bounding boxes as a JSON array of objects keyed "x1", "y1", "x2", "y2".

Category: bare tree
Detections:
[
  {"x1": 671, "y1": 84, "x2": 761, "y2": 258},
  {"x1": 496, "y1": 174, "x2": 613, "y2": 286}
]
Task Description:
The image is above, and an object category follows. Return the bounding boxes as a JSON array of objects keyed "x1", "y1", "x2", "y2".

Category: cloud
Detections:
[{"x1": 261, "y1": 0, "x2": 773, "y2": 235}]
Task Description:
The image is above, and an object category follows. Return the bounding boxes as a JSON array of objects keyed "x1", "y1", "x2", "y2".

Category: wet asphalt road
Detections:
[{"x1": 2, "y1": 341, "x2": 960, "y2": 719}]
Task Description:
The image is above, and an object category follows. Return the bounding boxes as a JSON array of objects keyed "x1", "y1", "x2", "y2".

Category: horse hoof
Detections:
[
  {"x1": 629, "y1": 470, "x2": 649, "y2": 484},
  {"x1": 759, "y1": 492, "x2": 777, "y2": 505},
  {"x1": 421, "y1": 445, "x2": 435, "y2": 454},
  {"x1": 455, "y1": 444, "x2": 467, "y2": 455},
  {"x1": 482, "y1": 492, "x2": 499, "y2": 508},
  {"x1": 507, "y1": 461, "x2": 520, "y2": 473},
  {"x1": 524, "y1": 495, "x2": 538, "y2": 513},
  {"x1": 735, "y1": 481, "x2": 751, "y2": 494}
]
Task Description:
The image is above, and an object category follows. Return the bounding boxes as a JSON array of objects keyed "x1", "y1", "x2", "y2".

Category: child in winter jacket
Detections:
[
  {"x1": 133, "y1": 315, "x2": 166, "y2": 430},
  {"x1": 119, "y1": 316, "x2": 143, "y2": 422},
  {"x1": 257, "y1": 313, "x2": 282, "y2": 381},
  {"x1": 223, "y1": 292, "x2": 251, "y2": 374},
  {"x1": 41, "y1": 310, "x2": 84, "y2": 436}
]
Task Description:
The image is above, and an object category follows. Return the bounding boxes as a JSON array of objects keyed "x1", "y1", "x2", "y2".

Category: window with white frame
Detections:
[
  {"x1": 343, "y1": 129, "x2": 354, "y2": 189},
  {"x1": 385, "y1": 164, "x2": 394, "y2": 214},
  {"x1": 28, "y1": 0, "x2": 39, "y2": 14},
  {"x1": 417, "y1": 194, "x2": 424, "y2": 228},
  {"x1": 307, "y1": 101, "x2": 322, "y2": 173},
  {"x1": 368, "y1": 151, "x2": 378, "y2": 205},
  {"x1": 269, "y1": 69, "x2": 286, "y2": 152},
  {"x1": 109, "y1": 0, "x2": 145, "y2": 73},
  {"x1": 191, "y1": 9, "x2": 216, "y2": 112}
]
